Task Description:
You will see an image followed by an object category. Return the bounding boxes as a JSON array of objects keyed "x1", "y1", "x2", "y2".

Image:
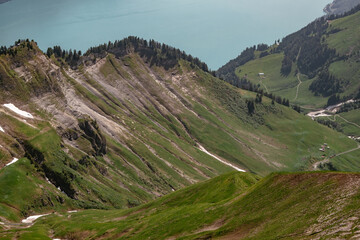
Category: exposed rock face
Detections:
[
  {"x1": 43, "y1": 163, "x2": 77, "y2": 199},
  {"x1": 23, "y1": 141, "x2": 45, "y2": 167},
  {"x1": 78, "y1": 116, "x2": 106, "y2": 156},
  {"x1": 324, "y1": 0, "x2": 360, "y2": 14},
  {"x1": 60, "y1": 128, "x2": 79, "y2": 141}
]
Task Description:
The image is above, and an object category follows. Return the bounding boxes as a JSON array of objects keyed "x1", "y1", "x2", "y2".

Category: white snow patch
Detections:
[
  {"x1": 3, "y1": 103, "x2": 34, "y2": 119},
  {"x1": 45, "y1": 177, "x2": 53, "y2": 185},
  {"x1": 67, "y1": 210, "x2": 78, "y2": 213},
  {"x1": 349, "y1": 136, "x2": 360, "y2": 141},
  {"x1": 307, "y1": 99, "x2": 359, "y2": 119},
  {"x1": 0, "y1": 126, "x2": 4, "y2": 133},
  {"x1": 198, "y1": 145, "x2": 246, "y2": 172},
  {"x1": 21, "y1": 214, "x2": 50, "y2": 224},
  {"x1": 5, "y1": 158, "x2": 19, "y2": 167}
]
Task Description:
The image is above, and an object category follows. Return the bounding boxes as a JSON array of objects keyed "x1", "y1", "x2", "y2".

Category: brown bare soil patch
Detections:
[{"x1": 194, "y1": 219, "x2": 225, "y2": 234}]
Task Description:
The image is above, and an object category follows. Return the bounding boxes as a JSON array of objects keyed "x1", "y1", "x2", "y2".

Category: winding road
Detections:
[
  {"x1": 294, "y1": 73, "x2": 302, "y2": 101},
  {"x1": 313, "y1": 144, "x2": 360, "y2": 170},
  {"x1": 337, "y1": 115, "x2": 360, "y2": 129},
  {"x1": 327, "y1": 114, "x2": 360, "y2": 129},
  {"x1": 336, "y1": 144, "x2": 360, "y2": 157}
]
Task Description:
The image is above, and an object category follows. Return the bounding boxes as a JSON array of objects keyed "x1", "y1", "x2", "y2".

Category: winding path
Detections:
[
  {"x1": 313, "y1": 144, "x2": 360, "y2": 170},
  {"x1": 294, "y1": 73, "x2": 302, "y2": 101},
  {"x1": 258, "y1": 78, "x2": 269, "y2": 93},
  {"x1": 327, "y1": 114, "x2": 360, "y2": 129},
  {"x1": 293, "y1": 47, "x2": 302, "y2": 101},
  {"x1": 337, "y1": 115, "x2": 360, "y2": 129},
  {"x1": 336, "y1": 144, "x2": 360, "y2": 157}
]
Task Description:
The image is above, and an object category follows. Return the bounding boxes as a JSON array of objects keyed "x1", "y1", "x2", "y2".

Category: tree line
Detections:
[
  {"x1": 0, "y1": 39, "x2": 34, "y2": 56},
  {"x1": 46, "y1": 37, "x2": 211, "y2": 72},
  {"x1": 46, "y1": 46, "x2": 82, "y2": 67},
  {"x1": 326, "y1": 88, "x2": 360, "y2": 107},
  {"x1": 337, "y1": 100, "x2": 360, "y2": 113},
  {"x1": 309, "y1": 69, "x2": 347, "y2": 97},
  {"x1": 316, "y1": 118, "x2": 342, "y2": 132},
  {"x1": 86, "y1": 36, "x2": 210, "y2": 72},
  {"x1": 277, "y1": 17, "x2": 336, "y2": 78}
]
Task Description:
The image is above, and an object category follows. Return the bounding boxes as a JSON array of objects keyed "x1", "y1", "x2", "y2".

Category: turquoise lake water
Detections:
[{"x1": 0, "y1": 0, "x2": 330, "y2": 69}]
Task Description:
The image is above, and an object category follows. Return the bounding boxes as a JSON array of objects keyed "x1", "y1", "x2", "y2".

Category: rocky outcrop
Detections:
[
  {"x1": 60, "y1": 128, "x2": 79, "y2": 141},
  {"x1": 43, "y1": 164, "x2": 77, "y2": 199},
  {"x1": 324, "y1": 0, "x2": 360, "y2": 15},
  {"x1": 78, "y1": 116, "x2": 106, "y2": 156},
  {"x1": 23, "y1": 141, "x2": 45, "y2": 167}
]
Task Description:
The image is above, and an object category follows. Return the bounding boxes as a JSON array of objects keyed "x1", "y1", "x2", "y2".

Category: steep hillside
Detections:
[
  {"x1": 217, "y1": 7, "x2": 360, "y2": 109},
  {"x1": 3, "y1": 172, "x2": 360, "y2": 239},
  {"x1": 0, "y1": 39, "x2": 357, "y2": 223}
]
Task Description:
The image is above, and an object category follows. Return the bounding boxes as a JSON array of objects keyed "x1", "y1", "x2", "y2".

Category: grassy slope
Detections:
[
  {"x1": 259, "y1": 107, "x2": 356, "y2": 171},
  {"x1": 4, "y1": 172, "x2": 360, "y2": 240},
  {"x1": 189, "y1": 62, "x2": 356, "y2": 172},
  {"x1": 326, "y1": 11, "x2": 360, "y2": 56},
  {"x1": 326, "y1": 10, "x2": 360, "y2": 98},
  {"x1": 338, "y1": 109, "x2": 360, "y2": 137},
  {"x1": 317, "y1": 109, "x2": 360, "y2": 137},
  {"x1": 0, "y1": 114, "x2": 75, "y2": 222},
  {"x1": 0, "y1": 158, "x2": 74, "y2": 222},
  {"x1": 235, "y1": 53, "x2": 328, "y2": 108}
]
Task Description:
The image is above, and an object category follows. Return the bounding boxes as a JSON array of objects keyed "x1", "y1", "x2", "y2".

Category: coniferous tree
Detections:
[{"x1": 247, "y1": 100, "x2": 255, "y2": 114}]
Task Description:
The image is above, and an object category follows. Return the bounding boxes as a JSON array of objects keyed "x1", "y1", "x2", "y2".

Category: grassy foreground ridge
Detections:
[{"x1": 1, "y1": 171, "x2": 360, "y2": 239}]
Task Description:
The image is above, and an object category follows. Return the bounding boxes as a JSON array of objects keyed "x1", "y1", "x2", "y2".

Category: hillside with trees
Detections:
[{"x1": 217, "y1": 5, "x2": 360, "y2": 109}]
